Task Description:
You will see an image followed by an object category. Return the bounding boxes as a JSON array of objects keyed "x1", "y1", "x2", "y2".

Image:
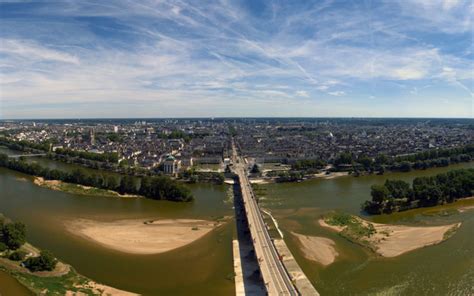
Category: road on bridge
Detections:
[{"x1": 232, "y1": 140, "x2": 298, "y2": 296}]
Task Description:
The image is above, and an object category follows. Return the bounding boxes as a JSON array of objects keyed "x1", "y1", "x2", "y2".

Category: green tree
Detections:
[
  {"x1": 251, "y1": 164, "x2": 260, "y2": 174},
  {"x1": 23, "y1": 250, "x2": 57, "y2": 272},
  {"x1": 1, "y1": 222, "x2": 26, "y2": 250},
  {"x1": 370, "y1": 185, "x2": 389, "y2": 203},
  {"x1": 335, "y1": 152, "x2": 353, "y2": 166},
  {"x1": 9, "y1": 250, "x2": 27, "y2": 261},
  {"x1": 118, "y1": 175, "x2": 137, "y2": 194},
  {"x1": 106, "y1": 175, "x2": 119, "y2": 190}
]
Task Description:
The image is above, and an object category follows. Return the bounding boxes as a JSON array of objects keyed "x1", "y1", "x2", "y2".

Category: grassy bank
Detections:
[
  {"x1": 324, "y1": 212, "x2": 377, "y2": 250},
  {"x1": 1, "y1": 265, "x2": 136, "y2": 295}
]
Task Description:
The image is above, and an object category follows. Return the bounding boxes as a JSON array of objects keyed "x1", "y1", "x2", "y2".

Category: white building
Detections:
[{"x1": 163, "y1": 155, "x2": 181, "y2": 176}]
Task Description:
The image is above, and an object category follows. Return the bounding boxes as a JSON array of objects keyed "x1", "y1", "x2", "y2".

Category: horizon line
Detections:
[{"x1": 1, "y1": 116, "x2": 473, "y2": 121}]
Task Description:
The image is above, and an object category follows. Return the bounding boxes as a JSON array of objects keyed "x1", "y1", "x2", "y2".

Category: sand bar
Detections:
[
  {"x1": 372, "y1": 222, "x2": 460, "y2": 257},
  {"x1": 319, "y1": 217, "x2": 461, "y2": 257},
  {"x1": 65, "y1": 218, "x2": 221, "y2": 254},
  {"x1": 292, "y1": 232, "x2": 338, "y2": 266}
]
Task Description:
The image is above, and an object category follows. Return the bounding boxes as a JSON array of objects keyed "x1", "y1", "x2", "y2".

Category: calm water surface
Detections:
[
  {"x1": 0, "y1": 148, "x2": 235, "y2": 295},
  {"x1": 0, "y1": 270, "x2": 32, "y2": 295},
  {"x1": 262, "y1": 162, "x2": 474, "y2": 296},
  {"x1": 1, "y1": 147, "x2": 473, "y2": 295}
]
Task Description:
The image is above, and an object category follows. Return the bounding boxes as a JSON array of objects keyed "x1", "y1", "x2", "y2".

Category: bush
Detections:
[
  {"x1": 23, "y1": 250, "x2": 57, "y2": 272},
  {"x1": 9, "y1": 250, "x2": 27, "y2": 261},
  {"x1": 0, "y1": 242, "x2": 7, "y2": 252},
  {"x1": 327, "y1": 213, "x2": 355, "y2": 226}
]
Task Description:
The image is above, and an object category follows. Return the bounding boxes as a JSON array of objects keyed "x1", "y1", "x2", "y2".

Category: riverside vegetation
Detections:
[
  {"x1": 322, "y1": 212, "x2": 461, "y2": 257},
  {"x1": 264, "y1": 144, "x2": 474, "y2": 183},
  {"x1": 0, "y1": 215, "x2": 135, "y2": 295},
  {"x1": 0, "y1": 153, "x2": 193, "y2": 202},
  {"x1": 333, "y1": 144, "x2": 474, "y2": 174},
  {"x1": 0, "y1": 216, "x2": 57, "y2": 273},
  {"x1": 362, "y1": 169, "x2": 474, "y2": 214}
]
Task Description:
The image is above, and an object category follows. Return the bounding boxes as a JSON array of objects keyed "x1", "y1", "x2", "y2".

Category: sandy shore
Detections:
[
  {"x1": 249, "y1": 178, "x2": 272, "y2": 184},
  {"x1": 69, "y1": 282, "x2": 138, "y2": 296},
  {"x1": 313, "y1": 172, "x2": 349, "y2": 180},
  {"x1": 458, "y1": 205, "x2": 474, "y2": 213},
  {"x1": 34, "y1": 177, "x2": 140, "y2": 198},
  {"x1": 65, "y1": 218, "x2": 222, "y2": 254},
  {"x1": 319, "y1": 217, "x2": 461, "y2": 257},
  {"x1": 373, "y1": 222, "x2": 461, "y2": 257},
  {"x1": 291, "y1": 232, "x2": 338, "y2": 266}
]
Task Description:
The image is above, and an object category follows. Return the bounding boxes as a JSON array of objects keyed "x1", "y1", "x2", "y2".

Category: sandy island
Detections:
[
  {"x1": 65, "y1": 218, "x2": 222, "y2": 254},
  {"x1": 319, "y1": 218, "x2": 461, "y2": 257},
  {"x1": 291, "y1": 232, "x2": 338, "y2": 266}
]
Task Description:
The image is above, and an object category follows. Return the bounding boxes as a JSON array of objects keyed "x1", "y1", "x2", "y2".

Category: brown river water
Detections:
[{"x1": 0, "y1": 147, "x2": 472, "y2": 295}]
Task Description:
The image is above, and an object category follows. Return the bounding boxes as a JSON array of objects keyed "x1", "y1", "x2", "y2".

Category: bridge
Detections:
[{"x1": 232, "y1": 141, "x2": 316, "y2": 295}]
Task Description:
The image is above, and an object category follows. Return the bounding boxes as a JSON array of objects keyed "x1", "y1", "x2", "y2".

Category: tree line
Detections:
[
  {"x1": 333, "y1": 144, "x2": 474, "y2": 174},
  {"x1": 54, "y1": 148, "x2": 118, "y2": 163},
  {"x1": 0, "y1": 137, "x2": 51, "y2": 153},
  {"x1": 180, "y1": 169, "x2": 225, "y2": 184},
  {"x1": 0, "y1": 137, "x2": 119, "y2": 163},
  {"x1": 0, "y1": 217, "x2": 57, "y2": 272},
  {"x1": 362, "y1": 168, "x2": 474, "y2": 214},
  {"x1": 291, "y1": 159, "x2": 327, "y2": 171},
  {"x1": 0, "y1": 153, "x2": 193, "y2": 202}
]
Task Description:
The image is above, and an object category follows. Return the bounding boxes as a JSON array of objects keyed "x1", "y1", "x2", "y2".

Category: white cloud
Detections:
[
  {"x1": 0, "y1": 39, "x2": 79, "y2": 65},
  {"x1": 328, "y1": 91, "x2": 345, "y2": 96},
  {"x1": 392, "y1": 67, "x2": 426, "y2": 80},
  {"x1": 295, "y1": 90, "x2": 309, "y2": 97},
  {"x1": 0, "y1": 0, "x2": 472, "y2": 118}
]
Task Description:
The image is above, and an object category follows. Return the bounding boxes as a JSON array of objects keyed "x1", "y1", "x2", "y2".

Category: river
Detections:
[
  {"x1": 0, "y1": 147, "x2": 473, "y2": 295},
  {"x1": 261, "y1": 162, "x2": 474, "y2": 296},
  {"x1": 0, "y1": 148, "x2": 235, "y2": 295}
]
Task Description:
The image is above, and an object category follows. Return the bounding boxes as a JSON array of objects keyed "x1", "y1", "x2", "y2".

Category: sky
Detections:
[{"x1": 0, "y1": 0, "x2": 473, "y2": 119}]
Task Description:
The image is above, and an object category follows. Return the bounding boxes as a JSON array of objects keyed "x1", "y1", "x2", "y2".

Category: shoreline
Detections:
[
  {"x1": 0, "y1": 243, "x2": 136, "y2": 295},
  {"x1": 65, "y1": 218, "x2": 225, "y2": 254},
  {"x1": 319, "y1": 215, "x2": 461, "y2": 257},
  {"x1": 249, "y1": 171, "x2": 350, "y2": 184},
  {"x1": 33, "y1": 177, "x2": 141, "y2": 198}
]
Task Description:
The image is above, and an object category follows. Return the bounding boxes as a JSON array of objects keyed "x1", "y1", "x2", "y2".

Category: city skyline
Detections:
[{"x1": 1, "y1": 0, "x2": 473, "y2": 119}]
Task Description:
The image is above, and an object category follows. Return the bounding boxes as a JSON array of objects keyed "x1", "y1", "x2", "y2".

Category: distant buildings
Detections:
[{"x1": 0, "y1": 118, "x2": 472, "y2": 176}]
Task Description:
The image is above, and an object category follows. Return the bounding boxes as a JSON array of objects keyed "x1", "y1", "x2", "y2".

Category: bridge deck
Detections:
[{"x1": 232, "y1": 141, "x2": 303, "y2": 296}]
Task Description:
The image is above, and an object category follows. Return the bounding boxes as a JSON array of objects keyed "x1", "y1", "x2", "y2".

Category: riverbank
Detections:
[
  {"x1": 313, "y1": 171, "x2": 349, "y2": 180},
  {"x1": 1, "y1": 266, "x2": 137, "y2": 295},
  {"x1": 0, "y1": 242, "x2": 136, "y2": 295},
  {"x1": 249, "y1": 171, "x2": 350, "y2": 184},
  {"x1": 291, "y1": 232, "x2": 338, "y2": 266},
  {"x1": 319, "y1": 214, "x2": 461, "y2": 257},
  {"x1": 65, "y1": 218, "x2": 227, "y2": 254},
  {"x1": 34, "y1": 177, "x2": 141, "y2": 198}
]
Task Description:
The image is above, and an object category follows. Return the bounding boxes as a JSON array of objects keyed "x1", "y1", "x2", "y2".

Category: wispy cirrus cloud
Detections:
[{"x1": 0, "y1": 0, "x2": 472, "y2": 118}]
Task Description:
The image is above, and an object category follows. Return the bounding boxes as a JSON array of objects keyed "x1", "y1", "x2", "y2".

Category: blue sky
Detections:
[{"x1": 0, "y1": 0, "x2": 472, "y2": 119}]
